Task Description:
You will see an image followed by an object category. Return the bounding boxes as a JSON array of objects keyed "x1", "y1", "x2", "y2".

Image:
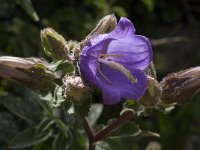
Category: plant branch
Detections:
[
  {"x1": 83, "y1": 117, "x2": 96, "y2": 150},
  {"x1": 83, "y1": 111, "x2": 134, "y2": 150},
  {"x1": 83, "y1": 117, "x2": 95, "y2": 142},
  {"x1": 93, "y1": 111, "x2": 133, "y2": 142}
]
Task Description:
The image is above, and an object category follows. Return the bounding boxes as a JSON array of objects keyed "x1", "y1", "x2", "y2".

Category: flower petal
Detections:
[
  {"x1": 80, "y1": 55, "x2": 98, "y2": 84},
  {"x1": 80, "y1": 38, "x2": 115, "y2": 84},
  {"x1": 104, "y1": 35, "x2": 152, "y2": 70},
  {"x1": 96, "y1": 63, "x2": 148, "y2": 105},
  {"x1": 108, "y1": 17, "x2": 135, "y2": 37}
]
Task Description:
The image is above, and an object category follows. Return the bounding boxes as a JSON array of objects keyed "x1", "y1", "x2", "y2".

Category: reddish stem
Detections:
[
  {"x1": 93, "y1": 111, "x2": 133, "y2": 142},
  {"x1": 82, "y1": 117, "x2": 95, "y2": 142},
  {"x1": 83, "y1": 111, "x2": 133, "y2": 150}
]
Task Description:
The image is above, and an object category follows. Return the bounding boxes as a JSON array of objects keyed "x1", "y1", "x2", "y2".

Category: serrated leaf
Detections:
[
  {"x1": 123, "y1": 100, "x2": 144, "y2": 115},
  {"x1": 63, "y1": 100, "x2": 72, "y2": 112},
  {"x1": 74, "y1": 94, "x2": 92, "y2": 119},
  {"x1": 107, "y1": 122, "x2": 141, "y2": 139},
  {"x1": 3, "y1": 94, "x2": 43, "y2": 123},
  {"x1": 16, "y1": 0, "x2": 39, "y2": 21},
  {"x1": 39, "y1": 85, "x2": 65, "y2": 108},
  {"x1": 9, "y1": 127, "x2": 53, "y2": 149},
  {"x1": 96, "y1": 141, "x2": 112, "y2": 150},
  {"x1": 100, "y1": 122, "x2": 141, "y2": 150}
]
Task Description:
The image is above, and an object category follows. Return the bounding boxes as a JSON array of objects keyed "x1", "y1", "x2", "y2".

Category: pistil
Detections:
[
  {"x1": 99, "y1": 53, "x2": 122, "y2": 59},
  {"x1": 98, "y1": 58, "x2": 137, "y2": 84}
]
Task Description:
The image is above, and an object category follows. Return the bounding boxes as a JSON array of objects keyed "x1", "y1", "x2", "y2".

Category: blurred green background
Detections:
[{"x1": 0, "y1": 0, "x2": 200, "y2": 149}]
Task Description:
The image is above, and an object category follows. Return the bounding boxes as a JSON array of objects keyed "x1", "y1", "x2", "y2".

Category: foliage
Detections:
[{"x1": 0, "y1": 0, "x2": 200, "y2": 150}]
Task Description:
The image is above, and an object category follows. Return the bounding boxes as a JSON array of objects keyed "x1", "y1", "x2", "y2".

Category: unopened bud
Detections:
[
  {"x1": 0, "y1": 56, "x2": 55, "y2": 90},
  {"x1": 62, "y1": 76, "x2": 90, "y2": 104},
  {"x1": 140, "y1": 76, "x2": 161, "y2": 107},
  {"x1": 80, "y1": 14, "x2": 117, "y2": 49},
  {"x1": 40, "y1": 28, "x2": 69, "y2": 60},
  {"x1": 160, "y1": 66, "x2": 200, "y2": 104},
  {"x1": 94, "y1": 14, "x2": 117, "y2": 34}
]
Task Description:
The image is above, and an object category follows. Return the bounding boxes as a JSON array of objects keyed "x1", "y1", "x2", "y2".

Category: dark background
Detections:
[{"x1": 0, "y1": 0, "x2": 200, "y2": 149}]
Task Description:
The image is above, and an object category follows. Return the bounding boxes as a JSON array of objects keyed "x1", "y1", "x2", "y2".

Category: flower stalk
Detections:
[{"x1": 83, "y1": 111, "x2": 134, "y2": 150}]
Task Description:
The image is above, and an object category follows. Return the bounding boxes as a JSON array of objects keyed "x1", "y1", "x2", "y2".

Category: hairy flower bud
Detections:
[
  {"x1": 139, "y1": 76, "x2": 161, "y2": 107},
  {"x1": 160, "y1": 67, "x2": 200, "y2": 104},
  {"x1": 62, "y1": 76, "x2": 90, "y2": 104},
  {"x1": 92, "y1": 14, "x2": 117, "y2": 34},
  {"x1": 80, "y1": 14, "x2": 117, "y2": 50},
  {"x1": 0, "y1": 56, "x2": 55, "y2": 90},
  {"x1": 40, "y1": 27, "x2": 69, "y2": 60}
]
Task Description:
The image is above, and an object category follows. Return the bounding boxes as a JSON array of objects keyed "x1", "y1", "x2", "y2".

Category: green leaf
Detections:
[
  {"x1": 0, "y1": 112, "x2": 20, "y2": 143},
  {"x1": 53, "y1": 133, "x2": 71, "y2": 150},
  {"x1": 68, "y1": 130, "x2": 87, "y2": 150},
  {"x1": 16, "y1": 0, "x2": 39, "y2": 21},
  {"x1": 33, "y1": 141, "x2": 53, "y2": 150},
  {"x1": 36, "y1": 118, "x2": 55, "y2": 134},
  {"x1": 39, "y1": 85, "x2": 66, "y2": 108},
  {"x1": 8, "y1": 127, "x2": 53, "y2": 149},
  {"x1": 74, "y1": 94, "x2": 92, "y2": 119},
  {"x1": 107, "y1": 122, "x2": 141, "y2": 139},
  {"x1": 55, "y1": 120, "x2": 70, "y2": 138},
  {"x1": 49, "y1": 60, "x2": 74, "y2": 74},
  {"x1": 36, "y1": 98, "x2": 53, "y2": 116},
  {"x1": 96, "y1": 141, "x2": 112, "y2": 150},
  {"x1": 99, "y1": 122, "x2": 141, "y2": 150},
  {"x1": 123, "y1": 100, "x2": 144, "y2": 115},
  {"x1": 3, "y1": 94, "x2": 43, "y2": 123}
]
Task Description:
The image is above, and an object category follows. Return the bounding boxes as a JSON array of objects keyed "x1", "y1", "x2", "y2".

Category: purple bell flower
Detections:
[{"x1": 80, "y1": 17, "x2": 153, "y2": 105}]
